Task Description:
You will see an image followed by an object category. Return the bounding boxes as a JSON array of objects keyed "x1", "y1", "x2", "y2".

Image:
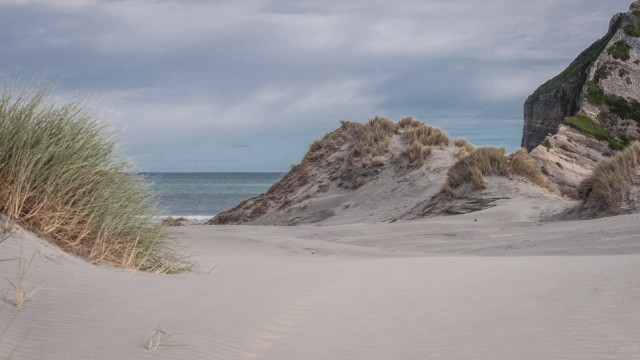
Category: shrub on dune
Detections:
[
  {"x1": 509, "y1": 148, "x2": 558, "y2": 193},
  {"x1": 453, "y1": 138, "x2": 476, "y2": 159},
  {"x1": 578, "y1": 141, "x2": 640, "y2": 212},
  {"x1": 444, "y1": 147, "x2": 557, "y2": 193},
  {"x1": 351, "y1": 116, "x2": 398, "y2": 158},
  {"x1": 445, "y1": 147, "x2": 509, "y2": 189},
  {"x1": 398, "y1": 143, "x2": 432, "y2": 170},
  {"x1": 401, "y1": 122, "x2": 449, "y2": 147},
  {"x1": 0, "y1": 88, "x2": 189, "y2": 273}
]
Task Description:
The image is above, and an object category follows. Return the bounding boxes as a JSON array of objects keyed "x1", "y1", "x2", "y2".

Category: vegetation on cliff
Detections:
[
  {"x1": 564, "y1": 114, "x2": 628, "y2": 150},
  {"x1": 607, "y1": 40, "x2": 632, "y2": 61},
  {"x1": 0, "y1": 88, "x2": 189, "y2": 273},
  {"x1": 529, "y1": 15, "x2": 622, "y2": 100},
  {"x1": 623, "y1": 11, "x2": 640, "y2": 37}
]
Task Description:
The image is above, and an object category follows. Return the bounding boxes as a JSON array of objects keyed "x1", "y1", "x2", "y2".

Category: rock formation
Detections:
[
  {"x1": 521, "y1": 14, "x2": 623, "y2": 152},
  {"x1": 525, "y1": 2, "x2": 640, "y2": 197}
]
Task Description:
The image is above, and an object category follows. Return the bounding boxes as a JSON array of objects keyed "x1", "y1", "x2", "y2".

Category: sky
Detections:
[{"x1": 0, "y1": 0, "x2": 632, "y2": 172}]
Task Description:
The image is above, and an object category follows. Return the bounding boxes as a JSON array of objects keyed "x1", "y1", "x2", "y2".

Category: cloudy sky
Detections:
[{"x1": 0, "y1": 0, "x2": 632, "y2": 171}]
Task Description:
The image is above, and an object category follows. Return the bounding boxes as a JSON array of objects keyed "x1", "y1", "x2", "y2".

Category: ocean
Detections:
[{"x1": 141, "y1": 172, "x2": 284, "y2": 223}]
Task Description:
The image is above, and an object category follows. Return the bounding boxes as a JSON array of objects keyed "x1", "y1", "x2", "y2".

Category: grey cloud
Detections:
[{"x1": 0, "y1": 0, "x2": 632, "y2": 171}]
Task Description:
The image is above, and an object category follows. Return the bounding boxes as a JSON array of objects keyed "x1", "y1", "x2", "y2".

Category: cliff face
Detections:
[
  {"x1": 522, "y1": 74, "x2": 584, "y2": 151},
  {"x1": 525, "y1": 2, "x2": 640, "y2": 198},
  {"x1": 521, "y1": 14, "x2": 623, "y2": 151}
]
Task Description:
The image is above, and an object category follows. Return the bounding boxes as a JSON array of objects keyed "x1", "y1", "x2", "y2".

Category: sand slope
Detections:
[{"x1": 2, "y1": 197, "x2": 640, "y2": 359}]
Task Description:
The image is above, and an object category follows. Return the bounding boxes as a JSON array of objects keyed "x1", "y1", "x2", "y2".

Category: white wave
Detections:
[{"x1": 151, "y1": 215, "x2": 215, "y2": 224}]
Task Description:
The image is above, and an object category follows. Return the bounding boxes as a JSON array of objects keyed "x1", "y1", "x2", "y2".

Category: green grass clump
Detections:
[
  {"x1": 578, "y1": 141, "x2": 640, "y2": 212},
  {"x1": 0, "y1": 88, "x2": 189, "y2": 273},
  {"x1": 604, "y1": 96, "x2": 640, "y2": 123},
  {"x1": 585, "y1": 82, "x2": 640, "y2": 123},
  {"x1": 564, "y1": 114, "x2": 626, "y2": 150},
  {"x1": 618, "y1": 68, "x2": 630, "y2": 78},
  {"x1": 585, "y1": 81, "x2": 606, "y2": 105},
  {"x1": 529, "y1": 16, "x2": 622, "y2": 100},
  {"x1": 543, "y1": 138, "x2": 551, "y2": 150},
  {"x1": 607, "y1": 40, "x2": 632, "y2": 61}
]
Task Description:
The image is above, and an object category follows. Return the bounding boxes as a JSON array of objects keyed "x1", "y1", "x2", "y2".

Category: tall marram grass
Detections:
[
  {"x1": 578, "y1": 141, "x2": 640, "y2": 212},
  {"x1": 444, "y1": 147, "x2": 557, "y2": 193},
  {"x1": 396, "y1": 116, "x2": 449, "y2": 169},
  {"x1": 0, "y1": 89, "x2": 189, "y2": 273}
]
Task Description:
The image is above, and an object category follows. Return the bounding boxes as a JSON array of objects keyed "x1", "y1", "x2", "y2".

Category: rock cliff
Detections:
[
  {"x1": 521, "y1": 14, "x2": 623, "y2": 151},
  {"x1": 525, "y1": 2, "x2": 640, "y2": 198}
]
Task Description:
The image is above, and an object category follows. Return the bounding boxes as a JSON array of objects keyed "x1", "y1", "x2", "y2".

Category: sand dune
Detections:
[{"x1": 2, "y1": 195, "x2": 640, "y2": 359}]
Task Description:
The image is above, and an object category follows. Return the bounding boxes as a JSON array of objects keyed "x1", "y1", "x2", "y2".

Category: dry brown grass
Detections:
[
  {"x1": 398, "y1": 116, "x2": 423, "y2": 129},
  {"x1": 398, "y1": 143, "x2": 432, "y2": 170},
  {"x1": 351, "y1": 116, "x2": 398, "y2": 158},
  {"x1": 401, "y1": 123, "x2": 449, "y2": 147},
  {"x1": 446, "y1": 147, "x2": 509, "y2": 189},
  {"x1": 304, "y1": 124, "x2": 350, "y2": 165},
  {"x1": 5, "y1": 242, "x2": 39, "y2": 310},
  {"x1": 444, "y1": 147, "x2": 556, "y2": 193},
  {"x1": 395, "y1": 117, "x2": 450, "y2": 170},
  {"x1": 578, "y1": 141, "x2": 640, "y2": 212},
  {"x1": 510, "y1": 149, "x2": 558, "y2": 193},
  {"x1": 454, "y1": 138, "x2": 476, "y2": 159}
]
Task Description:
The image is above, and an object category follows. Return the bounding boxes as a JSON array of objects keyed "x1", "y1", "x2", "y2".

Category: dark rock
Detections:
[{"x1": 522, "y1": 75, "x2": 584, "y2": 151}]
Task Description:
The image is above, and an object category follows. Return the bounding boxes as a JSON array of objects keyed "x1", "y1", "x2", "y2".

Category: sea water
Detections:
[{"x1": 142, "y1": 172, "x2": 284, "y2": 223}]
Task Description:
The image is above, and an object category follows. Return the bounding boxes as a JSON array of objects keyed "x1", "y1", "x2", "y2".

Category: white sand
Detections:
[{"x1": 1, "y1": 196, "x2": 640, "y2": 359}]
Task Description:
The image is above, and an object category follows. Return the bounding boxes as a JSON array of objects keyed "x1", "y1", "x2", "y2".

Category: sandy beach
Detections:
[{"x1": 2, "y1": 195, "x2": 639, "y2": 359}]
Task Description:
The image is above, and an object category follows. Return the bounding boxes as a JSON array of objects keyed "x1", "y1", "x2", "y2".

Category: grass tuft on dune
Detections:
[
  {"x1": 444, "y1": 147, "x2": 558, "y2": 193},
  {"x1": 0, "y1": 88, "x2": 190, "y2": 273},
  {"x1": 578, "y1": 141, "x2": 640, "y2": 213}
]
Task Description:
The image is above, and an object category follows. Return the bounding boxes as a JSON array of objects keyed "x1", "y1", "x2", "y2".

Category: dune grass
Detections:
[
  {"x1": 444, "y1": 147, "x2": 557, "y2": 193},
  {"x1": 400, "y1": 121, "x2": 449, "y2": 148},
  {"x1": 445, "y1": 147, "x2": 509, "y2": 190},
  {"x1": 351, "y1": 116, "x2": 398, "y2": 159},
  {"x1": 398, "y1": 143, "x2": 432, "y2": 170},
  {"x1": 395, "y1": 116, "x2": 449, "y2": 169},
  {"x1": 0, "y1": 88, "x2": 189, "y2": 273},
  {"x1": 453, "y1": 138, "x2": 476, "y2": 159},
  {"x1": 577, "y1": 141, "x2": 640, "y2": 212}
]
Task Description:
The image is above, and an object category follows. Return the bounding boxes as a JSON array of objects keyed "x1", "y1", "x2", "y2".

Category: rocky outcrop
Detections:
[
  {"x1": 521, "y1": 13, "x2": 623, "y2": 151},
  {"x1": 525, "y1": 2, "x2": 640, "y2": 198},
  {"x1": 529, "y1": 125, "x2": 612, "y2": 198}
]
